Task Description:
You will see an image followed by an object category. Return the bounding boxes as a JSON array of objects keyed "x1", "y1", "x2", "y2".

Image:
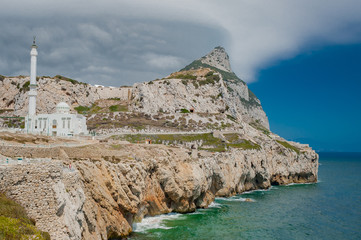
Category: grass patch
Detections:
[
  {"x1": 223, "y1": 133, "x2": 261, "y2": 150},
  {"x1": 54, "y1": 75, "x2": 86, "y2": 85},
  {"x1": 276, "y1": 140, "x2": 300, "y2": 154},
  {"x1": 250, "y1": 121, "x2": 270, "y2": 136},
  {"x1": 227, "y1": 140, "x2": 261, "y2": 150},
  {"x1": 109, "y1": 105, "x2": 128, "y2": 112},
  {"x1": 226, "y1": 114, "x2": 237, "y2": 122},
  {"x1": 113, "y1": 133, "x2": 261, "y2": 152},
  {"x1": 75, "y1": 104, "x2": 114, "y2": 114},
  {"x1": 180, "y1": 109, "x2": 190, "y2": 113},
  {"x1": 113, "y1": 133, "x2": 226, "y2": 152},
  {"x1": 0, "y1": 193, "x2": 50, "y2": 240},
  {"x1": 181, "y1": 60, "x2": 245, "y2": 84},
  {"x1": 74, "y1": 105, "x2": 90, "y2": 114},
  {"x1": 19, "y1": 81, "x2": 30, "y2": 92},
  {"x1": 223, "y1": 133, "x2": 239, "y2": 142},
  {"x1": 170, "y1": 74, "x2": 197, "y2": 80}
]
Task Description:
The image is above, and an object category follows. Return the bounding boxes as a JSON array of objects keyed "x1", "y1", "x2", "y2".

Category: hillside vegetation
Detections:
[{"x1": 0, "y1": 193, "x2": 50, "y2": 240}]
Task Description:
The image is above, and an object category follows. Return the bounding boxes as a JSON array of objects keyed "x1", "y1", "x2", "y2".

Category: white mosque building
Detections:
[{"x1": 24, "y1": 38, "x2": 88, "y2": 136}]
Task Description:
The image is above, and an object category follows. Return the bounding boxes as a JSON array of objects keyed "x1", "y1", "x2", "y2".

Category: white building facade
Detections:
[{"x1": 24, "y1": 39, "x2": 88, "y2": 137}]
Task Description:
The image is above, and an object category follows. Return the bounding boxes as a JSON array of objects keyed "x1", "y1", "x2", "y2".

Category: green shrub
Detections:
[
  {"x1": 181, "y1": 79, "x2": 188, "y2": 85},
  {"x1": 205, "y1": 71, "x2": 214, "y2": 77},
  {"x1": 276, "y1": 140, "x2": 300, "y2": 154},
  {"x1": 109, "y1": 105, "x2": 128, "y2": 112},
  {"x1": 199, "y1": 74, "x2": 220, "y2": 86},
  {"x1": 0, "y1": 193, "x2": 50, "y2": 240},
  {"x1": 226, "y1": 114, "x2": 237, "y2": 122},
  {"x1": 180, "y1": 109, "x2": 190, "y2": 113},
  {"x1": 54, "y1": 75, "x2": 86, "y2": 85},
  {"x1": 74, "y1": 105, "x2": 90, "y2": 114},
  {"x1": 171, "y1": 74, "x2": 197, "y2": 80},
  {"x1": 227, "y1": 140, "x2": 261, "y2": 150},
  {"x1": 250, "y1": 121, "x2": 270, "y2": 136},
  {"x1": 19, "y1": 81, "x2": 30, "y2": 92}
]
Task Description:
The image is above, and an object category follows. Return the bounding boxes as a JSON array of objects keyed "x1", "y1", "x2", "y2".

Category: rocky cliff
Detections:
[
  {"x1": 1, "y1": 47, "x2": 268, "y2": 130},
  {"x1": 0, "y1": 128, "x2": 318, "y2": 239},
  {"x1": 0, "y1": 46, "x2": 318, "y2": 240},
  {"x1": 0, "y1": 75, "x2": 130, "y2": 117},
  {"x1": 131, "y1": 47, "x2": 269, "y2": 129}
]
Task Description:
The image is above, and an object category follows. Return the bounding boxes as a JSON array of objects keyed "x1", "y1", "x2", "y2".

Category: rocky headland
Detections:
[
  {"x1": 0, "y1": 47, "x2": 318, "y2": 239},
  {"x1": 0, "y1": 130, "x2": 318, "y2": 239}
]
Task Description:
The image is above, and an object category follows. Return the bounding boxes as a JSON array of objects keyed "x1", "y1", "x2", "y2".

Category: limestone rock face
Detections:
[
  {"x1": 200, "y1": 46, "x2": 232, "y2": 72},
  {"x1": 0, "y1": 138, "x2": 318, "y2": 239},
  {"x1": 0, "y1": 46, "x2": 268, "y2": 129},
  {"x1": 0, "y1": 76, "x2": 130, "y2": 116},
  {"x1": 130, "y1": 74, "x2": 227, "y2": 115},
  {"x1": 129, "y1": 46, "x2": 269, "y2": 129},
  {"x1": 130, "y1": 74, "x2": 269, "y2": 129}
]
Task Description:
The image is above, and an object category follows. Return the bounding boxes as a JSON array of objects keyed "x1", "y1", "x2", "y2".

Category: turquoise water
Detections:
[{"x1": 130, "y1": 153, "x2": 361, "y2": 240}]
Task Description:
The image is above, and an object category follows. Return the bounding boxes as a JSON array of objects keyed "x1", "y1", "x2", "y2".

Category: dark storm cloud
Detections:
[
  {"x1": 0, "y1": 15, "x2": 224, "y2": 86},
  {"x1": 1, "y1": 0, "x2": 361, "y2": 85}
]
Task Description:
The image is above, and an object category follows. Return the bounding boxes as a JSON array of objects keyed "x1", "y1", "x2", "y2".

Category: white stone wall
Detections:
[{"x1": 25, "y1": 113, "x2": 88, "y2": 136}]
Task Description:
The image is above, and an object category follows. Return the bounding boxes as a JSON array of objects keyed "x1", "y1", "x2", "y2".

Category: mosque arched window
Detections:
[{"x1": 52, "y1": 119, "x2": 57, "y2": 129}]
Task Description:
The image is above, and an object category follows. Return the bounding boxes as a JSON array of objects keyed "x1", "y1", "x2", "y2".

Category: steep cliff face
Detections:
[
  {"x1": 0, "y1": 131, "x2": 318, "y2": 239},
  {"x1": 131, "y1": 47, "x2": 269, "y2": 129}
]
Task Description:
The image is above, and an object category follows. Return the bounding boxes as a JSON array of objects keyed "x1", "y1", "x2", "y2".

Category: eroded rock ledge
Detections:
[{"x1": 0, "y1": 141, "x2": 318, "y2": 240}]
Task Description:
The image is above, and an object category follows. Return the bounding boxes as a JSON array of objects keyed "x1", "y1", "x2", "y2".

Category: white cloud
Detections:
[{"x1": 142, "y1": 53, "x2": 184, "y2": 70}]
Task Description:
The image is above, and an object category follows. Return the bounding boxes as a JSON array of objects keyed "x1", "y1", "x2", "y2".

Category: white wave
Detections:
[
  {"x1": 285, "y1": 182, "x2": 317, "y2": 186},
  {"x1": 208, "y1": 202, "x2": 222, "y2": 208},
  {"x1": 215, "y1": 197, "x2": 255, "y2": 202},
  {"x1": 242, "y1": 188, "x2": 271, "y2": 194},
  {"x1": 132, "y1": 213, "x2": 183, "y2": 232},
  {"x1": 187, "y1": 211, "x2": 204, "y2": 215}
]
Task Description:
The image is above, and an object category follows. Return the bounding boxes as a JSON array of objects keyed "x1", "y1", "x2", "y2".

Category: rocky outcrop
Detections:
[
  {"x1": 0, "y1": 76, "x2": 131, "y2": 116},
  {"x1": 200, "y1": 46, "x2": 232, "y2": 72},
  {"x1": 0, "y1": 137, "x2": 318, "y2": 239},
  {"x1": 1, "y1": 47, "x2": 268, "y2": 130},
  {"x1": 131, "y1": 47, "x2": 269, "y2": 129}
]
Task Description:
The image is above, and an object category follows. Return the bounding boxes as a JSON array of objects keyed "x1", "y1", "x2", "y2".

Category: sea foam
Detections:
[
  {"x1": 132, "y1": 213, "x2": 183, "y2": 232},
  {"x1": 215, "y1": 197, "x2": 255, "y2": 202},
  {"x1": 208, "y1": 202, "x2": 222, "y2": 208}
]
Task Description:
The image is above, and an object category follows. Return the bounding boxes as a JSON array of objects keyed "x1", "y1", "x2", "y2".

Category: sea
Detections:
[{"x1": 129, "y1": 152, "x2": 361, "y2": 240}]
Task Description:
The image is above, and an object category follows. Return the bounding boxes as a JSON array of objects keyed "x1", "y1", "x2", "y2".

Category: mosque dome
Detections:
[{"x1": 56, "y1": 102, "x2": 70, "y2": 114}]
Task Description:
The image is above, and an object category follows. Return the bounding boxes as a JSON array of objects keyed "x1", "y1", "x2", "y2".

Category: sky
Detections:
[{"x1": 0, "y1": 0, "x2": 360, "y2": 151}]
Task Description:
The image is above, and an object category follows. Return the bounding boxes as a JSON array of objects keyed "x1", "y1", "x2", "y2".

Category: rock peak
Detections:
[{"x1": 200, "y1": 46, "x2": 232, "y2": 72}]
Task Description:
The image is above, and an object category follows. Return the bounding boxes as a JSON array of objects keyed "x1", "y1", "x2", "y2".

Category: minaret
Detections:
[{"x1": 28, "y1": 37, "x2": 38, "y2": 116}]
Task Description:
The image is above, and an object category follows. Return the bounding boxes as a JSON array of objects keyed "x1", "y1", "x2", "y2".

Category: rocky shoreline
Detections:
[{"x1": 0, "y1": 139, "x2": 318, "y2": 239}]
